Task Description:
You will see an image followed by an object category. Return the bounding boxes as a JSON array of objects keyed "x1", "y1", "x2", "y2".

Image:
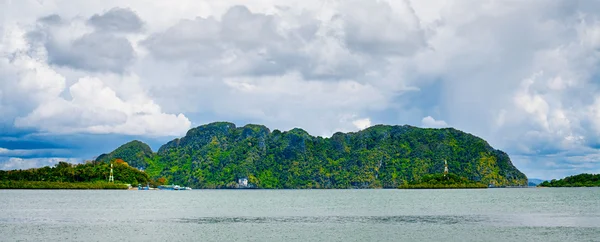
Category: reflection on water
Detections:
[
  {"x1": 0, "y1": 188, "x2": 599, "y2": 241},
  {"x1": 177, "y1": 215, "x2": 486, "y2": 225}
]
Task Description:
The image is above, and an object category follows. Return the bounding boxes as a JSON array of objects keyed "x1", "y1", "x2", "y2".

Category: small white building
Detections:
[{"x1": 238, "y1": 177, "x2": 248, "y2": 187}]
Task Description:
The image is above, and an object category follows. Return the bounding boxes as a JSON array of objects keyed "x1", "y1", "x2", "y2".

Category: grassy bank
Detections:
[{"x1": 0, "y1": 181, "x2": 129, "y2": 189}]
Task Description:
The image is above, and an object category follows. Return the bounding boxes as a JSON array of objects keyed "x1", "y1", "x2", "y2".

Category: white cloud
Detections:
[
  {"x1": 352, "y1": 118, "x2": 371, "y2": 130},
  {"x1": 15, "y1": 76, "x2": 191, "y2": 136},
  {"x1": 215, "y1": 72, "x2": 386, "y2": 134},
  {"x1": 421, "y1": 116, "x2": 448, "y2": 128},
  {"x1": 338, "y1": 0, "x2": 426, "y2": 56},
  {"x1": 2, "y1": 0, "x2": 600, "y2": 178},
  {"x1": 12, "y1": 54, "x2": 67, "y2": 103},
  {"x1": 513, "y1": 72, "x2": 551, "y2": 131},
  {"x1": 0, "y1": 157, "x2": 80, "y2": 170},
  {"x1": 26, "y1": 10, "x2": 139, "y2": 73},
  {"x1": 1, "y1": 24, "x2": 190, "y2": 136}
]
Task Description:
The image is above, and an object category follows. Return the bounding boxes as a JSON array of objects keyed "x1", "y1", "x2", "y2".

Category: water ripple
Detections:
[{"x1": 176, "y1": 215, "x2": 487, "y2": 225}]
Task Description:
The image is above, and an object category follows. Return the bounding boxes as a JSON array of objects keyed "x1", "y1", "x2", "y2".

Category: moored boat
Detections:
[{"x1": 158, "y1": 184, "x2": 192, "y2": 190}]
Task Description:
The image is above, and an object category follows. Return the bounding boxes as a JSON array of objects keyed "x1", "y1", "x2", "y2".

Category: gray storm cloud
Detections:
[{"x1": 0, "y1": 0, "x2": 600, "y2": 178}]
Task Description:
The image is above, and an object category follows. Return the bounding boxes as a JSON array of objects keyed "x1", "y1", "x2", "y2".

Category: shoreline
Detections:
[
  {"x1": 1, "y1": 181, "x2": 539, "y2": 190},
  {"x1": 1, "y1": 186, "x2": 561, "y2": 190},
  {"x1": 0, "y1": 181, "x2": 129, "y2": 190}
]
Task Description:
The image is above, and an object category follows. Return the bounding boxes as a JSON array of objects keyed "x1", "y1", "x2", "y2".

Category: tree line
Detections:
[
  {"x1": 539, "y1": 173, "x2": 600, "y2": 187},
  {"x1": 0, "y1": 160, "x2": 149, "y2": 185}
]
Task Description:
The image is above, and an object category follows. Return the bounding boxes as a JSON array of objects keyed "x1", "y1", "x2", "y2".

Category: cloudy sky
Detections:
[{"x1": 1, "y1": 0, "x2": 600, "y2": 180}]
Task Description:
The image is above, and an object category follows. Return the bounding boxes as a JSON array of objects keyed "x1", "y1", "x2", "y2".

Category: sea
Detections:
[{"x1": 0, "y1": 188, "x2": 599, "y2": 242}]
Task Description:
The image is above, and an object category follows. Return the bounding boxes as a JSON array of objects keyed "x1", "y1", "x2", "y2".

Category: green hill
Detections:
[
  {"x1": 96, "y1": 140, "x2": 154, "y2": 169},
  {"x1": 99, "y1": 122, "x2": 527, "y2": 188}
]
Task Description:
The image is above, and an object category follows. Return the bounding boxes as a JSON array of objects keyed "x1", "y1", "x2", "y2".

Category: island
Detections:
[
  {"x1": 538, "y1": 173, "x2": 600, "y2": 187},
  {"x1": 1, "y1": 122, "x2": 529, "y2": 189},
  {"x1": 95, "y1": 122, "x2": 527, "y2": 189}
]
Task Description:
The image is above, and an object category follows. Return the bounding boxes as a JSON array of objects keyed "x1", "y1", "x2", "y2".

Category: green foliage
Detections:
[
  {"x1": 0, "y1": 181, "x2": 128, "y2": 189},
  {"x1": 399, "y1": 173, "x2": 487, "y2": 189},
  {"x1": 539, "y1": 173, "x2": 600, "y2": 187},
  {"x1": 96, "y1": 140, "x2": 154, "y2": 169},
  {"x1": 144, "y1": 156, "x2": 165, "y2": 178},
  {"x1": 148, "y1": 177, "x2": 167, "y2": 187},
  {"x1": 116, "y1": 122, "x2": 527, "y2": 189},
  {"x1": 0, "y1": 161, "x2": 149, "y2": 185}
]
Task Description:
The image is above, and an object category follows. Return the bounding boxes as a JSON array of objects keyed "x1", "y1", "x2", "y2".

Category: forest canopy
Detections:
[{"x1": 97, "y1": 122, "x2": 528, "y2": 189}]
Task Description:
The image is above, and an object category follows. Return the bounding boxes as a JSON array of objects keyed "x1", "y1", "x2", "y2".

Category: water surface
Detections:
[{"x1": 1, "y1": 188, "x2": 599, "y2": 241}]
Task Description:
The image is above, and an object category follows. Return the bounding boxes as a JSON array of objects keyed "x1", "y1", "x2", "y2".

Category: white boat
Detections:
[{"x1": 158, "y1": 184, "x2": 192, "y2": 190}]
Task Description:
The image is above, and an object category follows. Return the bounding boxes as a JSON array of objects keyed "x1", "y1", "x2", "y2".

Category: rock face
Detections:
[
  {"x1": 96, "y1": 140, "x2": 154, "y2": 169},
  {"x1": 100, "y1": 122, "x2": 528, "y2": 188}
]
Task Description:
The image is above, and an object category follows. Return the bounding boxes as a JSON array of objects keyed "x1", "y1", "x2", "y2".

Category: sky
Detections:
[{"x1": 1, "y1": 0, "x2": 600, "y2": 180}]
